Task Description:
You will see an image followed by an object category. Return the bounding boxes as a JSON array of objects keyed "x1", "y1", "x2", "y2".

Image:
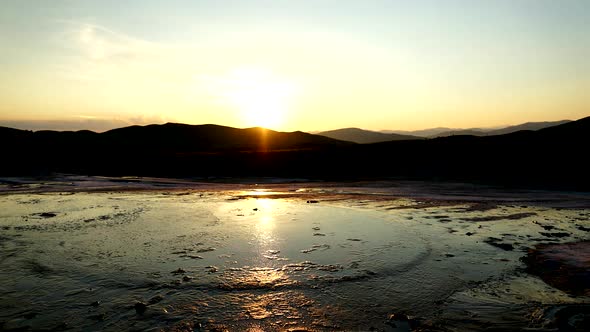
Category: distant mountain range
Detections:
[
  {"x1": 1, "y1": 117, "x2": 588, "y2": 189},
  {"x1": 315, "y1": 128, "x2": 422, "y2": 144},
  {"x1": 318, "y1": 120, "x2": 571, "y2": 143}
]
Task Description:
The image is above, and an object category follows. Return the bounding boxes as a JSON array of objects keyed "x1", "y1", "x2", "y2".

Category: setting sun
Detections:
[
  {"x1": 222, "y1": 68, "x2": 298, "y2": 129},
  {"x1": 1, "y1": 1, "x2": 589, "y2": 330}
]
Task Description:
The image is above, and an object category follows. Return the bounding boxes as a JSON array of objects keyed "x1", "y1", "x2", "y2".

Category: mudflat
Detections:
[{"x1": 1, "y1": 177, "x2": 589, "y2": 331}]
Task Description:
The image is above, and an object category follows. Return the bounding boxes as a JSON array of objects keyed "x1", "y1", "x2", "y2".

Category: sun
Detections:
[{"x1": 223, "y1": 68, "x2": 297, "y2": 129}]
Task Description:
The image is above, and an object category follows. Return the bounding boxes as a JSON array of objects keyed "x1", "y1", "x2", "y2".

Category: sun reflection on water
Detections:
[
  {"x1": 239, "y1": 190, "x2": 283, "y2": 197},
  {"x1": 254, "y1": 198, "x2": 276, "y2": 227},
  {"x1": 253, "y1": 198, "x2": 279, "y2": 258}
]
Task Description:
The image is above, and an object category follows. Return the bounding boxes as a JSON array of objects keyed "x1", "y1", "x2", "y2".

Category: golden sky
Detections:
[{"x1": 0, "y1": 0, "x2": 588, "y2": 132}]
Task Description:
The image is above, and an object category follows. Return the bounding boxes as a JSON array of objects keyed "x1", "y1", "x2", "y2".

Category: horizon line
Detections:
[{"x1": 0, "y1": 116, "x2": 585, "y2": 134}]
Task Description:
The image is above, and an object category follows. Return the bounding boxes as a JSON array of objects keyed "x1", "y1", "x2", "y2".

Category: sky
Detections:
[{"x1": 0, "y1": 0, "x2": 588, "y2": 132}]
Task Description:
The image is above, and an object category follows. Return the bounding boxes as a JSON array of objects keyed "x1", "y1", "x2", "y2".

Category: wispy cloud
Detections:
[
  {"x1": 56, "y1": 21, "x2": 187, "y2": 84},
  {"x1": 75, "y1": 23, "x2": 160, "y2": 61}
]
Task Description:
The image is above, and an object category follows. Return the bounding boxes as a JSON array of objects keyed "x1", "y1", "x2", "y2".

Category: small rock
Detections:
[
  {"x1": 364, "y1": 270, "x2": 377, "y2": 276},
  {"x1": 185, "y1": 255, "x2": 203, "y2": 259},
  {"x1": 540, "y1": 232, "x2": 571, "y2": 238},
  {"x1": 182, "y1": 275, "x2": 193, "y2": 282},
  {"x1": 386, "y1": 313, "x2": 416, "y2": 330},
  {"x1": 171, "y1": 268, "x2": 186, "y2": 274},
  {"x1": 196, "y1": 247, "x2": 216, "y2": 253},
  {"x1": 135, "y1": 302, "x2": 147, "y2": 314},
  {"x1": 90, "y1": 300, "x2": 101, "y2": 307},
  {"x1": 23, "y1": 312, "x2": 37, "y2": 319},
  {"x1": 484, "y1": 238, "x2": 514, "y2": 251},
  {"x1": 387, "y1": 313, "x2": 409, "y2": 321},
  {"x1": 307, "y1": 200, "x2": 319, "y2": 204}
]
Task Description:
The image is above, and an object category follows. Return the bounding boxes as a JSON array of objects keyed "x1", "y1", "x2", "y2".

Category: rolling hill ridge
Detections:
[{"x1": 1, "y1": 117, "x2": 588, "y2": 189}]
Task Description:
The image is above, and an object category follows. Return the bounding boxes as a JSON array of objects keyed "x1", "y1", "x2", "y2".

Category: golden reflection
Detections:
[
  {"x1": 235, "y1": 190, "x2": 298, "y2": 200},
  {"x1": 224, "y1": 269, "x2": 293, "y2": 290},
  {"x1": 239, "y1": 190, "x2": 281, "y2": 197},
  {"x1": 254, "y1": 198, "x2": 277, "y2": 249},
  {"x1": 256, "y1": 198, "x2": 276, "y2": 226},
  {"x1": 245, "y1": 190, "x2": 270, "y2": 196},
  {"x1": 259, "y1": 215, "x2": 273, "y2": 226},
  {"x1": 219, "y1": 269, "x2": 295, "y2": 295},
  {"x1": 239, "y1": 290, "x2": 334, "y2": 329}
]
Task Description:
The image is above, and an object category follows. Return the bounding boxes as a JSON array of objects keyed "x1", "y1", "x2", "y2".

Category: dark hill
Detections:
[
  {"x1": 431, "y1": 120, "x2": 570, "y2": 138},
  {"x1": 317, "y1": 127, "x2": 421, "y2": 143},
  {"x1": 102, "y1": 123, "x2": 349, "y2": 151},
  {"x1": 485, "y1": 120, "x2": 571, "y2": 136},
  {"x1": 0, "y1": 123, "x2": 351, "y2": 176},
  {"x1": 0, "y1": 126, "x2": 33, "y2": 140},
  {"x1": 1, "y1": 117, "x2": 588, "y2": 190},
  {"x1": 362, "y1": 116, "x2": 589, "y2": 189}
]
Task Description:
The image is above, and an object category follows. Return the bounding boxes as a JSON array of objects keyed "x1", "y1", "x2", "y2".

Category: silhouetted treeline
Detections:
[{"x1": 1, "y1": 117, "x2": 588, "y2": 190}]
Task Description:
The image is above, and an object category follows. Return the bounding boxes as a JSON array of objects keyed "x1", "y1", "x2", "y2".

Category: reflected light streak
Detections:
[
  {"x1": 241, "y1": 189, "x2": 274, "y2": 196},
  {"x1": 255, "y1": 198, "x2": 276, "y2": 234},
  {"x1": 253, "y1": 198, "x2": 280, "y2": 261}
]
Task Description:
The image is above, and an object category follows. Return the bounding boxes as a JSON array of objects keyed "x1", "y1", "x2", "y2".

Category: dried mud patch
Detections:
[
  {"x1": 461, "y1": 212, "x2": 537, "y2": 222},
  {"x1": 523, "y1": 241, "x2": 590, "y2": 296}
]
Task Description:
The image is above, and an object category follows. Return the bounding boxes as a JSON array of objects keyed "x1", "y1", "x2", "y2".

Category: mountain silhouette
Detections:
[
  {"x1": 483, "y1": 120, "x2": 572, "y2": 136},
  {"x1": 0, "y1": 122, "x2": 349, "y2": 153},
  {"x1": 429, "y1": 120, "x2": 571, "y2": 138},
  {"x1": 317, "y1": 127, "x2": 422, "y2": 143},
  {"x1": 101, "y1": 123, "x2": 350, "y2": 151},
  {"x1": 381, "y1": 127, "x2": 463, "y2": 137},
  {"x1": 378, "y1": 120, "x2": 570, "y2": 138},
  {"x1": 1, "y1": 117, "x2": 588, "y2": 189}
]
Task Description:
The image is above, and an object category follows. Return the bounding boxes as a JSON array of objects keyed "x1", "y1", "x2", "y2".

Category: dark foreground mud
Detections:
[{"x1": 524, "y1": 241, "x2": 590, "y2": 297}]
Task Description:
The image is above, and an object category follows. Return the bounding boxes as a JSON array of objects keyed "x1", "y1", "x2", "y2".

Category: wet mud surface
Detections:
[{"x1": 0, "y1": 177, "x2": 589, "y2": 331}]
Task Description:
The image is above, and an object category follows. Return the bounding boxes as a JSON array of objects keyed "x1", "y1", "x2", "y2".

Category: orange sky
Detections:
[{"x1": 1, "y1": 1, "x2": 588, "y2": 132}]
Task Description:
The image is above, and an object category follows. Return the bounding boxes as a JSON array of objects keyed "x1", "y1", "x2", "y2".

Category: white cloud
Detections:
[{"x1": 55, "y1": 22, "x2": 193, "y2": 88}]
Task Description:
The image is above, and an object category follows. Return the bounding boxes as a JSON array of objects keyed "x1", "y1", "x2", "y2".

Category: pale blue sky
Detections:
[{"x1": 1, "y1": 0, "x2": 588, "y2": 131}]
